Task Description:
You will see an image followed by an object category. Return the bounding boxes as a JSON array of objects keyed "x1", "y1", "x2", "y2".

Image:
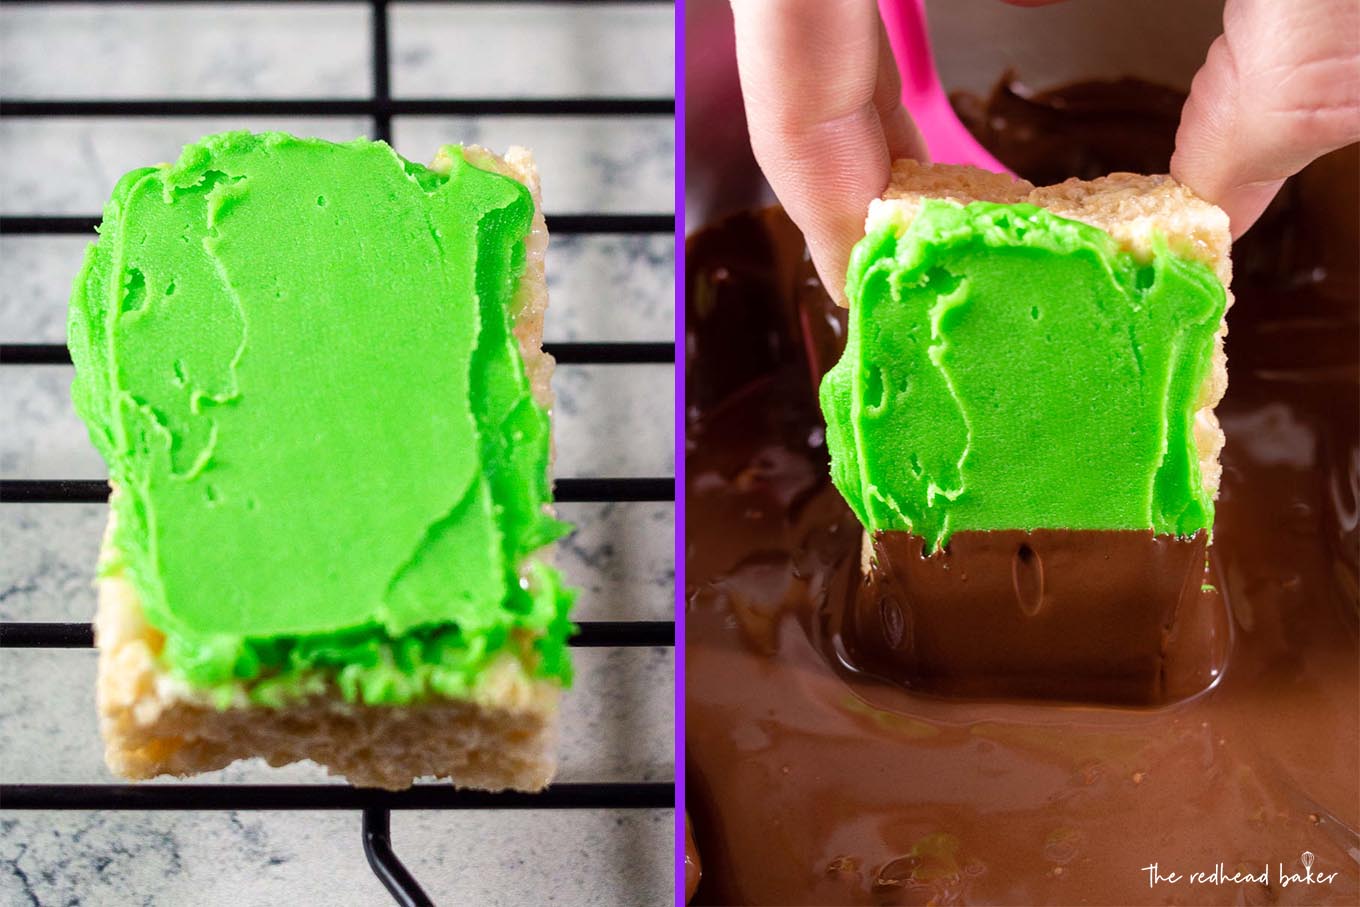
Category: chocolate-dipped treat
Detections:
[
  {"x1": 685, "y1": 78, "x2": 1358, "y2": 905},
  {"x1": 819, "y1": 158, "x2": 1233, "y2": 705}
]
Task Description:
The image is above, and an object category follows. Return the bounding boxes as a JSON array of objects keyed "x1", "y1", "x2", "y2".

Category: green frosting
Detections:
[
  {"x1": 68, "y1": 131, "x2": 575, "y2": 705},
  {"x1": 821, "y1": 200, "x2": 1226, "y2": 552}
]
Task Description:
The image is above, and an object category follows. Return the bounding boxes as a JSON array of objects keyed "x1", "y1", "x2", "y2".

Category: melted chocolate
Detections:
[
  {"x1": 845, "y1": 530, "x2": 1224, "y2": 706},
  {"x1": 951, "y1": 75, "x2": 1187, "y2": 186},
  {"x1": 686, "y1": 79, "x2": 1359, "y2": 905}
]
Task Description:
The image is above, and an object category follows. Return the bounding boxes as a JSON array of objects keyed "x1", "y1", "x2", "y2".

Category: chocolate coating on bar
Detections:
[
  {"x1": 686, "y1": 78, "x2": 1358, "y2": 905},
  {"x1": 847, "y1": 530, "x2": 1220, "y2": 705}
]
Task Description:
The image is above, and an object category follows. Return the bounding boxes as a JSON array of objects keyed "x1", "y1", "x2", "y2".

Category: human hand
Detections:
[
  {"x1": 1171, "y1": 0, "x2": 1360, "y2": 238},
  {"x1": 729, "y1": 0, "x2": 926, "y2": 302},
  {"x1": 730, "y1": 0, "x2": 1360, "y2": 300}
]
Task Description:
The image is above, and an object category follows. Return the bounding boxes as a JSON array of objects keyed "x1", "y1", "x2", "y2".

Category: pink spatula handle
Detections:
[{"x1": 877, "y1": 0, "x2": 1012, "y2": 174}]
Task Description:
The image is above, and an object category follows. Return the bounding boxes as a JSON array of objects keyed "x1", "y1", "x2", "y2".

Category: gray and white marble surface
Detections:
[{"x1": 0, "y1": 3, "x2": 675, "y2": 905}]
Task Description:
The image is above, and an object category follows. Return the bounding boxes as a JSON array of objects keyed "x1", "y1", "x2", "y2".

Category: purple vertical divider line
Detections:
[{"x1": 672, "y1": 0, "x2": 688, "y2": 904}]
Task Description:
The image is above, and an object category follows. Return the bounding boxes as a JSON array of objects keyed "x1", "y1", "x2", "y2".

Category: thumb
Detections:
[{"x1": 1171, "y1": 0, "x2": 1360, "y2": 238}]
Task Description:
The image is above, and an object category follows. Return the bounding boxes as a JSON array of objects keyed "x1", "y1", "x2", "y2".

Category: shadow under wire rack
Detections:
[{"x1": 0, "y1": 0, "x2": 677, "y2": 904}]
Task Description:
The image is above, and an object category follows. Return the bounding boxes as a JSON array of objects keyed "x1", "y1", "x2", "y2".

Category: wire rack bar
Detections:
[
  {"x1": 0, "y1": 477, "x2": 672, "y2": 503},
  {"x1": 0, "y1": 622, "x2": 93, "y2": 647},
  {"x1": 364, "y1": 809, "x2": 435, "y2": 907},
  {"x1": 0, "y1": 341, "x2": 673, "y2": 366},
  {"x1": 0, "y1": 782, "x2": 674, "y2": 811},
  {"x1": 0, "y1": 98, "x2": 673, "y2": 117},
  {"x1": 0, "y1": 620, "x2": 673, "y2": 649},
  {"x1": 370, "y1": 0, "x2": 392, "y2": 143},
  {"x1": 0, "y1": 213, "x2": 673, "y2": 235}
]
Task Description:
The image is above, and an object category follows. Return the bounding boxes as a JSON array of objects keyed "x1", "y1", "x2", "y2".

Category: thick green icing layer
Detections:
[
  {"x1": 821, "y1": 200, "x2": 1226, "y2": 552},
  {"x1": 68, "y1": 132, "x2": 575, "y2": 704}
]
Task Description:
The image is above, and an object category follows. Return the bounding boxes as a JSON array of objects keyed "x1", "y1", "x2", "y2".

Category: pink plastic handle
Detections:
[{"x1": 877, "y1": 0, "x2": 1012, "y2": 174}]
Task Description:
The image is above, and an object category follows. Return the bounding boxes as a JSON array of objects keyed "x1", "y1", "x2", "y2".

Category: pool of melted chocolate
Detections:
[{"x1": 685, "y1": 78, "x2": 1359, "y2": 905}]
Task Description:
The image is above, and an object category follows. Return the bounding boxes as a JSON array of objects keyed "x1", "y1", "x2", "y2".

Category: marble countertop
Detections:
[{"x1": 0, "y1": 3, "x2": 675, "y2": 904}]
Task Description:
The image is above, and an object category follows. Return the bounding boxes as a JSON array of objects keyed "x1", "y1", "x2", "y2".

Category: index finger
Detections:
[{"x1": 730, "y1": 0, "x2": 924, "y2": 301}]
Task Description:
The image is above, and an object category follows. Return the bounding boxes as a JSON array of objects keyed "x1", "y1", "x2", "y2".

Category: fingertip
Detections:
[
  {"x1": 1172, "y1": 138, "x2": 1279, "y2": 239},
  {"x1": 1218, "y1": 180, "x2": 1286, "y2": 240},
  {"x1": 1169, "y1": 36, "x2": 1237, "y2": 191},
  {"x1": 812, "y1": 242, "x2": 853, "y2": 305},
  {"x1": 881, "y1": 106, "x2": 930, "y2": 165},
  {"x1": 803, "y1": 208, "x2": 867, "y2": 304}
]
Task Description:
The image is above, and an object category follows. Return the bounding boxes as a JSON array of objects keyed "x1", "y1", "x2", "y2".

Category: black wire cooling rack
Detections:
[{"x1": 0, "y1": 1, "x2": 677, "y2": 904}]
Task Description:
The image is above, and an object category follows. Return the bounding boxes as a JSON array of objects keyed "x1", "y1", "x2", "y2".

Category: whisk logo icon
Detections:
[{"x1": 1279, "y1": 851, "x2": 1340, "y2": 888}]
